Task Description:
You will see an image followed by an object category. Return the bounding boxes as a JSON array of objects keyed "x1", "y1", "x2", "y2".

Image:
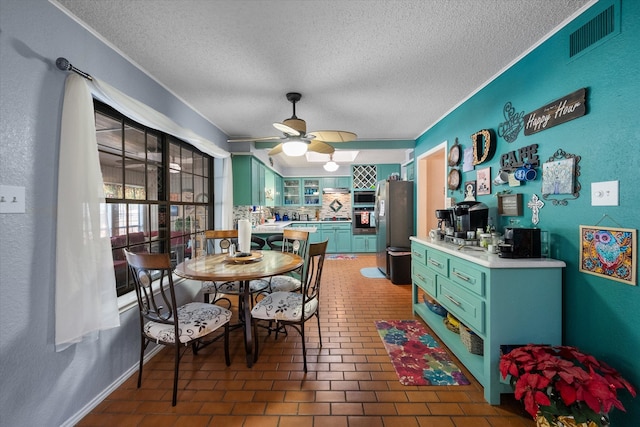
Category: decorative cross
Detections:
[{"x1": 528, "y1": 193, "x2": 544, "y2": 225}]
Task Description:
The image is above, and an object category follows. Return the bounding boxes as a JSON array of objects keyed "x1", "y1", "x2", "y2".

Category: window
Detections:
[{"x1": 95, "y1": 102, "x2": 212, "y2": 296}]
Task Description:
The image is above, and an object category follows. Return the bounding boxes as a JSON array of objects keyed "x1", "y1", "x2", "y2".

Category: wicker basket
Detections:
[{"x1": 460, "y1": 324, "x2": 484, "y2": 355}]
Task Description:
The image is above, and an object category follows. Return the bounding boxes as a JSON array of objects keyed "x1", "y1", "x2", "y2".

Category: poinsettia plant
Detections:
[{"x1": 500, "y1": 344, "x2": 636, "y2": 427}]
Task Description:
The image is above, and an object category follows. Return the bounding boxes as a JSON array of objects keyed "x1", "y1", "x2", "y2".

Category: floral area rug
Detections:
[
  {"x1": 326, "y1": 254, "x2": 356, "y2": 260},
  {"x1": 375, "y1": 319, "x2": 470, "y2": 386}
]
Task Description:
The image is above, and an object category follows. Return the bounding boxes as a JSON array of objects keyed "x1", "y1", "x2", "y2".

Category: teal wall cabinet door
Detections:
[
  {"x1": 283, "y1": 178, "x2": 301, "y2": 206},
  {"x1": 353, "y1": 235, "x2": 376, "y2": 252}
]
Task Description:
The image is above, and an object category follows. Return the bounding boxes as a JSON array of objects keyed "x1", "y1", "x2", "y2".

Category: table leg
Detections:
[{"x1": 242, "y1": 280, "x2": 254, "y2": 368}]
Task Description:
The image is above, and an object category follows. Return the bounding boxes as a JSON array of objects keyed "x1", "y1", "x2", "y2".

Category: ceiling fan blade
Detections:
[
  {"x1": 273, "y1": 121, "x2": 301, "y2": 136},
  {"x1": 228, "y1": 136, "x2": 283, "y2": 143},
  {"x1": 308, "y1": 130, "x2": 357, "y2": 143},
  {"x1": 268, "y1": 143, "x2": 284, "y2": 156},
  {"x1": 308, "y1": 140, "x2": 335, "y2": 154}
]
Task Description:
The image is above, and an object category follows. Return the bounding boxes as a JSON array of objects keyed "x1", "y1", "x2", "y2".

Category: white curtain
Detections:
[{"x1": 55, "y1": 74, "x2": 231, "y2": 351}]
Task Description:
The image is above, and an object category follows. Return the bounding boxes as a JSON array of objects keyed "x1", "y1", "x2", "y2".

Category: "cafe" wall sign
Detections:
[{"x1": 524, "y1": 88, "x2": 587, "y2": 136}]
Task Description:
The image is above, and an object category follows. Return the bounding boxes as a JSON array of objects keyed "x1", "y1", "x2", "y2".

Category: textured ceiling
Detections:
[{"x1": 53, "y1": 0, "x2": 592, "y2": 169}]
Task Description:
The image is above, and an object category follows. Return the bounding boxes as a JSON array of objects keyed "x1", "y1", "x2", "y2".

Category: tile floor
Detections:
[{"x1": 78, "y1": 254, "x2": 535, "y2": 427}]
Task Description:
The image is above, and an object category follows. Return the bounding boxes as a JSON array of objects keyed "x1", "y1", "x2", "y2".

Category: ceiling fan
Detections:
[{"x1": 227, "y1": 92, "x2": 357, "y2": 157}]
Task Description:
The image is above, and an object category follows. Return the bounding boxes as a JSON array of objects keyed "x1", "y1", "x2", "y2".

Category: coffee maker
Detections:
[
  {"x1": 498, "y1": 227, "x2": 541, "y2": 258},
  {"x1": 435, "y1": 209, "x2": 453, "y2": 237},
  {"x1": 452, "y1": 201, "x2": 489, "y2": 237}
]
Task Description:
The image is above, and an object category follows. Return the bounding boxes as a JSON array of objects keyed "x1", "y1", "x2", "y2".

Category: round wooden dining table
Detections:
[{"x1": 174, "y1": 250, "x2": 303, "y2": 367}]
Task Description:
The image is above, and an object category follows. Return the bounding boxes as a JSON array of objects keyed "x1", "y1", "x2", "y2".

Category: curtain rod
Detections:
[{"x1": 55, "y1": 57, "x2": 93, "y2": 81}]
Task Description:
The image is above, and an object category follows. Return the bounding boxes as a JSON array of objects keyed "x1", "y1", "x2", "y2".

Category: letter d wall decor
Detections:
[{"x1": 471, "y1": 129, "x2": 496, "y2": 165}]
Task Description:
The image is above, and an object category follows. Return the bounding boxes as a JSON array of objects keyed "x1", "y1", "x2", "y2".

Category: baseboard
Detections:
[{"x1": 60, "y1": 345, "x2": 164, "y2": 427}]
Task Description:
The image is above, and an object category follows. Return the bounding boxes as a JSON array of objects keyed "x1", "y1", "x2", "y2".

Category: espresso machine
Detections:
[{"x1": 450, "y1": 201, "x2": 489, "y2": 240}]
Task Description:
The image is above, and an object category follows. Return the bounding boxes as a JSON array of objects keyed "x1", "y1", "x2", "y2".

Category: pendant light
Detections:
[{"x1": 323, "y1": 154, "x2": 339, "y2": 172}]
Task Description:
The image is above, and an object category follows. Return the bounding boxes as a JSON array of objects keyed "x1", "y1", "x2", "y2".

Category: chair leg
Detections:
[
  {"x1": 301, "y1": 322, "x2": 307, "y2": 373},
  {"x1": 137, "y1": 335, "x2": 145, "y2": 388},
  {"x1": 224, "y1": 323, "x2": 231, "y2": 366},
  {"x1": 316, "y1": 313, "x2": 322, "y2": 347},
  {"x1": 252, "y1": 319, "x2": 259, "y2": 363},
  {"x1": 172, "y1": 344, "x2": 181, "y2": 406}
]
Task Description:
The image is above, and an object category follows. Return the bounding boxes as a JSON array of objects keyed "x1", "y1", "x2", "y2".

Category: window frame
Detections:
[{"x1": 94, "y1": 101, "x2": 214, "y2": 296}]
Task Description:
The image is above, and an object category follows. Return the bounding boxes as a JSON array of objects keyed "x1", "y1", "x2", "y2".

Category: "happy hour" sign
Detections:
[{"x1": 524, "y1": 88, "x2": 587, "y2": 136}]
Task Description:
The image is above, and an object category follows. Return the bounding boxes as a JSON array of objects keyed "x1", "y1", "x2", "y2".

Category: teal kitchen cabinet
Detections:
[
  {"x1": 274, "y1": 174, "x2": 283, "y2": 206},
  {"x1": 233, "y1": 156, "x2": 265, "y2": 206},
  {"x1": 352, "y1": 235, "x2": 376, "y2": 253},
  {"x1": 282, "y1": 178, "x2": 301, "y2": 206},
  {"x1": 322, "y1": 222, "x2": 352, "y2": 253},
  {"x1": 302, "y1": 178, "x2": 321, "y2": 206},
  {"x1": 290, "y1": 222, "x2": 323, "y2": 244},
  {"x1": 322, "y1": 176, "x2": 350, "y2": 189},
  {"x1": 410, "y1": 237, "x2": 564, "y2": 405},
  {"x1": 264, "y1": 168, "x2": 276, "y2": 207},
  {"x1": 376, "y1": 164, "x2": 401, "y2": 181}
]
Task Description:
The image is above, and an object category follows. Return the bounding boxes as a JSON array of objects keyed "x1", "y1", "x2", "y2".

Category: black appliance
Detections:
[
  {"x1": 353, "y1": 191, "x2": 375, "y2": 205},
  {"x1": 499, "y1": 227, "x2": 542, "y2": 258},
  {"x1": 452, "y1": 201, "x2": 488, "y2": 236},
  {"x1": 353, "y1": 206, "x2": 376, "y2": 234},
  {"x1": 375, "y1": 180, "x2": 414, "y2": 276}
]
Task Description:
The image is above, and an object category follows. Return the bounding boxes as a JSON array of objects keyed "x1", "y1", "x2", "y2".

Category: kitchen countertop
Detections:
[
  {"x1": 410, "y1": 235, "x2": 566, "y2": 269},
  {"x1": 251, "y1": 219, "x2": 352, "y2": 234}
]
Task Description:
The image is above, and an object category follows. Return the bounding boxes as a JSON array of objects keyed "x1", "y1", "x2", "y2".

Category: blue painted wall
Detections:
[
  {"x1": 0, "y1": 1, "x2": 228, "y2": 426},
  {"x1": 415, "y1": 1, "x2": 639, "y2": 424}
]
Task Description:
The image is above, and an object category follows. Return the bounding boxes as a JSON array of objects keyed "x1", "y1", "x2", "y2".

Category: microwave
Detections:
[{"x1": 353, "y1": 191, "x2": 375, "y2": 205}]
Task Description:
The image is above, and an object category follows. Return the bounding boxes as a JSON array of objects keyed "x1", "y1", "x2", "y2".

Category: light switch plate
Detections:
[
  {"x1": 591, "y1": 181, "x2": 619, "y2": 206},
  {"x1": 0, "y1": 185, "x2": 26, "y2": 213}
]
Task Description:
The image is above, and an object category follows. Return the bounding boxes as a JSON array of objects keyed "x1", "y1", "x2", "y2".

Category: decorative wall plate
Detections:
[
  {"x1": 448, "y1": 169, "x2": 461, "y2": 190},
  {"x1": 448, "y1": 138, "x2": 461, "y2": 166}
]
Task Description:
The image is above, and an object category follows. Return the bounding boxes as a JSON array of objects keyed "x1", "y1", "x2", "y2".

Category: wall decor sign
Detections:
[
  {"x1": 476, "y1": 167, "x2": 491, "y2": 195},
  {"x1": 524, "y1": 88, "x2": 587, "y2": 135},
  {"x1": 470, "y1": 129, "x2": 497, "y2": 165},
  {"x1": 497, "y1": 193, "x2": 523, "y2": 216},
  {"x1": 542, "y1": 149, "x2": 581, "y2": 205},
  {"x1": 464, "y1": 181, "x2": 477, "y2": 201},
  {"x1": 497, "y1": 102, "x2": 525, "y2": 143},
  {"x1": 579, "y1": 225, "x2": 636, "y2": 286},
  {"x1": 500, "y1": 143, "x2": 539, "y2": 172}
]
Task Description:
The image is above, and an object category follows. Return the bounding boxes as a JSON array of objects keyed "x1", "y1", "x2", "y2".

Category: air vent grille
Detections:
[{"x1": 569, "y1": 4, "x2": 615, "y2": 58}]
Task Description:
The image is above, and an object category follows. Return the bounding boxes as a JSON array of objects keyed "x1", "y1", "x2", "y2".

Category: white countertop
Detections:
[
  {"x1": 252, "y1": 221, "x2": 318, "y2": 233},
  {"x1": 410, "y1": 236, "x2": 566, "y2": 269}
]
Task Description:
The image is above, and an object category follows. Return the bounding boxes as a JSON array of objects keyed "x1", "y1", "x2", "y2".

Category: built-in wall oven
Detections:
[{"x1": 353, "y1": 206, "x2": 376, "y2": 234}]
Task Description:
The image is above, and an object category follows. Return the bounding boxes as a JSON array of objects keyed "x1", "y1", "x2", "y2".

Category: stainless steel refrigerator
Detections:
[{"x1": 375, "y1": 179, "x2": 414, "y2": 276}]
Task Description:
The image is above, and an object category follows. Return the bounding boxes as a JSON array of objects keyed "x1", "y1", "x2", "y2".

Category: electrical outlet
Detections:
[
  {"x1": 0, "y1": 185, "x2": 26, "y2": 213},
  {"x1": 591, "y1": 181, "x2": 619, "y2": 206}
]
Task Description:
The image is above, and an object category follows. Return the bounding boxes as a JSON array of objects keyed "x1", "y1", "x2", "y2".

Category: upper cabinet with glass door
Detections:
[
  {"x1": 283, "y1": 178, "x2": 301, "y2": 205},
  {"x1": 302, "y1": 178, "x2": 321, "y2": 205}
]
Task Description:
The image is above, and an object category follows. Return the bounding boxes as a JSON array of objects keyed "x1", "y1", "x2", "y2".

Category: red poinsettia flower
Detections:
[{"x1": 500, "y1": 344, "x2": 636, "y2": 426}]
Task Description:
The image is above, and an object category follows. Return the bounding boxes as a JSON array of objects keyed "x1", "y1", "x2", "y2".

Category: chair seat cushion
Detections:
[
  {"x1": 251, "y1": 292, "x2": 318, "y2": 322},
  {"x1": 144, "y1": 302, "x2": 232, "y2": 344},
  {"x1": 268, "y1": 275, "x2": 301, "y2": 292},
  {"x1": 202, "y1": 279, "x2": 269, "y2": 295}
]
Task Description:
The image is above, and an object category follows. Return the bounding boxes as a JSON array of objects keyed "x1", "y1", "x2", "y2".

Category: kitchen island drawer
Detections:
[
  {"x1": 412, "y1": 263, "x2": 436, "y2": 296},
  {"x1": 449, "y1": 259, "x2": 485, "y2": 297},
  {"x1": 437, "y1": 277, "x2": 485, "y2": 334},
  {"x1": 425, "y1": 249, "x2": 449, "y2": 277},
  {"x1": 411, "y1": 241, "x2": 427, "y2": 264}
]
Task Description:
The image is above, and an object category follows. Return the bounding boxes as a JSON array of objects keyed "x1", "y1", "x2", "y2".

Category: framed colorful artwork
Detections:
[
  {"x1": 579, "y1": 225, "x2": 637, "y2": 286},
  {"x1": 476, "y1": 167, "x2": 491, "y2": 195}
]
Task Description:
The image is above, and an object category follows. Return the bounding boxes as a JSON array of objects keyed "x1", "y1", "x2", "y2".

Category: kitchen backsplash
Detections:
[{"x1": 233, "y1": 193, "x2": 352, "y2": 224}]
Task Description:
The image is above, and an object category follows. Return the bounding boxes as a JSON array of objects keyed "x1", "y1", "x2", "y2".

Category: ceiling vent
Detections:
[{"x1": 569, "y1": 1, "x2": 619, "y2": 59}]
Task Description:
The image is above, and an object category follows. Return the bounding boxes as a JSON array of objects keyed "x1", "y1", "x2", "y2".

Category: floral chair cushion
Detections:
[
  {"x1": 268, "y1": 275, "x2": 301, "y2": 293},
  {"x1": 251, "y1": 291, "x2": 318, "y2": 322},
  {"x1": 143, "y1": 302, "x2": 232, "y2": 344}
]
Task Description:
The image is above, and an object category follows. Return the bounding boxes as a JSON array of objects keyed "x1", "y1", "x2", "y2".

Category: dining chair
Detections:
[
  {"x1": 124, "y1": 249, "x2": 232, "y2": 406},
  {"x1": 251, "y1": 239, "x2": 328, "y2": 372},
  {"x1": 263, "y1": 228, "x2": 309, "y2": 293},
  {"x1": 201, "y1": 230, "x2": 269, "y2": 305}
]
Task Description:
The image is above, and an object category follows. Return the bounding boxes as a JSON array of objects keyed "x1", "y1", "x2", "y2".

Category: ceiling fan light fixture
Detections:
[
  {"x1": 282, "y1": 139, "x2": 309, "y2": 157},
  {"x1": 323, "y1": 160, "x2": 339, "y2": 172}
]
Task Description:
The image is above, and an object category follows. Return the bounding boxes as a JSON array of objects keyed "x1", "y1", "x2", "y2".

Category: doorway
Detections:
[{"x1": 416, "y1": 142, "x2": 447, "y2": 237}]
